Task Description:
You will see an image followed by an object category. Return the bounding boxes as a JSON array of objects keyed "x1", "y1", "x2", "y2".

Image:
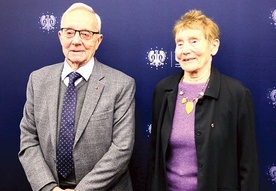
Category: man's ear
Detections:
[
  {"x1": 95, "y1": 34, "x2": 103, "y2": 50},
  {"x1": 58, "y1": 31, "x2": 63, "y2": 45}
]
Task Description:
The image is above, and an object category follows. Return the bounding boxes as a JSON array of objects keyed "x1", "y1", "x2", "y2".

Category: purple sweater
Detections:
[{"x1": 166, "y1": 82, "x2": 206, "y2": 191}]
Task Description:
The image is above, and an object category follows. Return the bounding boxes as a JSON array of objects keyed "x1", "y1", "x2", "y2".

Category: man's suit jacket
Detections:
[{"x1": 19, "y1": 58, "x2": 135, "y2": 191}]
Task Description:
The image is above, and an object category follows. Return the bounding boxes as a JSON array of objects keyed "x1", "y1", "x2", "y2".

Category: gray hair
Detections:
[{"x1": 60, "y1": 2, "x2": 102, "y2": 33}]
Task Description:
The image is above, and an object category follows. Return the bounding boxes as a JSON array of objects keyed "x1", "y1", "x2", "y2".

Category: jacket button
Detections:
[
  {"x1": 198, "y1": 163, "x2": 203, "y2": 168},
  {"x1": 196, "y1": 130, "x2": 202, "y2": 136}
]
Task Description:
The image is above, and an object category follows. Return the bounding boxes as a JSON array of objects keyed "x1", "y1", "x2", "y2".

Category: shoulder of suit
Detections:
[
  {"x1": 97, "y1": 61, "x2": 134, "y2": 82},
  {"x1": 155, "y1": 71, "x2": 182, "y2": 89},
  {"x1": 30, "y1": 62, "x2": 63, "y2": 79},
  {"x1": 32, "y1": 62, "x2": 62, "y2": 73},
  {"x1": 215, "y1": 70, "x2": 250, "y2": 96}
]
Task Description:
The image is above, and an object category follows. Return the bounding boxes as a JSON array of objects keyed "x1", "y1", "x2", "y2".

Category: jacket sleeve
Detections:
[
  {"x1": 18, "y1": 73, "x2": 57, "y2": 191},
  {"x1": 147, "y1": 87, "x2": 159, "y2": 190},
  {"x1": 147, "y1": 85, "x2": 168, "y2": 191},
  {"x1": 238, "y1": 88, "x2": 259, "y2": 191}
]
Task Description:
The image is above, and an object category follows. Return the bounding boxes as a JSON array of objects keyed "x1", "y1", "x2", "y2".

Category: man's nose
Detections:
[{"x1": 71, "y1": 32, "x2": 82, "y2": 45}]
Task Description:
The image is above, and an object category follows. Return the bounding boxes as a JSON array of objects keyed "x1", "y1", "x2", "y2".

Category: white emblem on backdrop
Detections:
[
  {"x1": 39, "y1": 12, "x2": 58, "y2": 33},
  {"x1": 146, "y1": 47, "x2": 181, "y2": 70},
  {"x1": 146, "y1": 124, "x2": 152, "y2": 137},
  {"x1": 269, "y1": 9, "x2": 276, "y2": 29},
  {"x1": 146, "y1": 47, "x2": 168, "y2": 70},
  {"x1": 267, "y1": 165, "x2": 276, "y2": 184},
  {"x1": 174, "y1": 52, "x2": 181, "y2": 68},
  {"x1": 267, "y1": 87, "x2": 276, "y2": 108}
]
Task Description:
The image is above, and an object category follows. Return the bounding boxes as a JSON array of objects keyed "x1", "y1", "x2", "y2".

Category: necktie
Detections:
[{"x1": 57, "y1": 72, "x2": 81, "y2": 178}]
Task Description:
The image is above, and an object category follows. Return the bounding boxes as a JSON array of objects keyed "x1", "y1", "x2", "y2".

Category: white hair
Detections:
[{"x1": 60, "y1": 2, "x2": 102, "y2": 33}]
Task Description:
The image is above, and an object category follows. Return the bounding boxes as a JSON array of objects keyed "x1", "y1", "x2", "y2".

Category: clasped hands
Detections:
[{"x1": 53, "y1": 187, "x2": 74, "y2": 191}]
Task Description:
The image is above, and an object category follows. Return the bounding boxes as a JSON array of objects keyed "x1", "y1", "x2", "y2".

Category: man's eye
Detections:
[
  {"x1": 82, "y1": 32, "x2": 90, "y2": 37},
  {"x1": 82, "y1": 33, "x2": 89, "y2": 36},
  {"x1": 66, "y1": 30, "x2": 75, "y2": 35}
]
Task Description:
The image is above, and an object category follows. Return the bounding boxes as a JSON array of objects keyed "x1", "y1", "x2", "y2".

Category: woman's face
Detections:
[{"x1": 175, "y1": 28, "x2": 219, "y2": 76}]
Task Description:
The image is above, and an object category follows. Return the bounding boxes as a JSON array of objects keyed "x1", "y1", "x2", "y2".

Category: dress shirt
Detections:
[{"x1": 61, "y1": 58, "x2": 94, "y2": 85}]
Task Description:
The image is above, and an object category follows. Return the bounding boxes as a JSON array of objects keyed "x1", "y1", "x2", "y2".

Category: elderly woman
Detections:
[{"x1": 147, "y1": 10, "x2": 259, "y2": 191}]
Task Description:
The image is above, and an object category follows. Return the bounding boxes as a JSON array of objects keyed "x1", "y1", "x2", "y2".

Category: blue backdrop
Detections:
[{"x1": 0, "y1": 0, "x2": 275, "y2": 190}]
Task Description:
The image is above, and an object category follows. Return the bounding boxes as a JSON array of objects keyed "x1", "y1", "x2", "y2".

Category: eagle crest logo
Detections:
[{"x1": 39, "y1": 12, "x2": 58, "y2": 33}]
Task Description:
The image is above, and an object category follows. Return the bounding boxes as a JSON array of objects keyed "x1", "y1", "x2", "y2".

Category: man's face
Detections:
[
  {"x1": 175, "y1": 28, "x2": 219, "y2": 75},
  {"x1": 58, "y1": 9, "x2": 103, "y2": 68}
]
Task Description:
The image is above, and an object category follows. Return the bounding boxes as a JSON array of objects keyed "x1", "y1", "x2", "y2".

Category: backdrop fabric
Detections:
[{"x1": 0, "y1": 0, "x2": 275, "y2": 190}]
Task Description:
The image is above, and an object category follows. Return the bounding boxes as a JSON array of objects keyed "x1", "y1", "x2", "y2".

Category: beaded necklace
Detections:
[{"x1": 179, "y1": 78, "x2": 209, "y2": 114}]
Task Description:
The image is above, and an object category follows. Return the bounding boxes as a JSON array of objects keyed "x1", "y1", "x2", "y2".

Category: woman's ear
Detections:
[{"x1": 210, "y1": 39, "x2": 220, "y2": 56}]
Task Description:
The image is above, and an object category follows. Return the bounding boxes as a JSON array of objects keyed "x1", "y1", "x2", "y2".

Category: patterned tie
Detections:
[{"x1": 57, "y1": 72, "x2": 81, "y2": 178}]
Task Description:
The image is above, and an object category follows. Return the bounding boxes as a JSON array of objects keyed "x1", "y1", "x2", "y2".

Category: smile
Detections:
[
  {"x1": 71, "y1": 50, "x2": 84, "y2": 52},
  {"x1": 183, "y1": 58, "x2": 195, "y2": 62}
]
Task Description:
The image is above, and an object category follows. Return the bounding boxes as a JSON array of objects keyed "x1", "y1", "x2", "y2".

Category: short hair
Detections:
[
  {"x1": 173, "y1": 10, "x2": 219, "y2": 42},
  {"x1": 60, "y1": 2, "x2": 102, "y2": 33}
]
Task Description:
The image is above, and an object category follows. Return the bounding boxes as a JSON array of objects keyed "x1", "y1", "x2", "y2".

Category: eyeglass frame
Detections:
[{"x1": 60, "y1": 28, "x2": 100, "y2": 40}]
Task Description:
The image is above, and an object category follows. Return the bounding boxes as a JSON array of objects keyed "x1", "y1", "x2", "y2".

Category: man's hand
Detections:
[
  {"x1": 52, "y1": 187, "x2": 74, "y2": 191},
  {"x1": 52, "y1": 187, "x2": 64, "y2": 191}
]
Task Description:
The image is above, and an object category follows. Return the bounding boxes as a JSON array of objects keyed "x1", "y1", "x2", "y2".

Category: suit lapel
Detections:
[
  {"x1": 74, "y1": 59, "x2": 105, "y2": 146},
  {"x1": 164, "y1": 71, "x2": 183, "y2": 122},
  {"x1": 161, "y1": 71, "x2": 183, "y2": 154},
  {"x1": 165, "y1": 91, "x2": 177, "y2": 122},
  {"x1": 46, "y1": 64, "x2": 63, "y2": 152}
]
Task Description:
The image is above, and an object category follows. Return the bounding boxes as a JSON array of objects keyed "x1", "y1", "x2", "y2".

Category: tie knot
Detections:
[{"x1": 68, "y1": 72, "x2": 81, "y2": 85}]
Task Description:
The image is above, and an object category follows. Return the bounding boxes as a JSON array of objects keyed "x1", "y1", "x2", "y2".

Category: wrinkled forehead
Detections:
[
  {"x1": 174, "y1": 23, "x2": 210, "y2": 42},
  {"x1": 61, "y1": 9, "x2": 98, "y2": 29},
  {"x1": 175, "y1": 20, "x2": 205, "y2": 34},
  {"x1": 175, "y1": 28, "x2": 205, "y2": 40}
]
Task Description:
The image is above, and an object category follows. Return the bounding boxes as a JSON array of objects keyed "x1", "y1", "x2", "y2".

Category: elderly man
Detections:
[{"x1": 19, "y1": 3, "x2": 135, "y2": 191}]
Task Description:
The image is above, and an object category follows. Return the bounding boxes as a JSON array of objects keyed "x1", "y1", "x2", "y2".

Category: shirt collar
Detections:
[{"x1": 61, "y1": 58, "x2": 94, "y2": 82}]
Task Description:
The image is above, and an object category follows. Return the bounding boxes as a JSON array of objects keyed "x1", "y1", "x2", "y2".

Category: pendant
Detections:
[
  {"x1": 185, "y1": 101, "x2": 194, "y2": 114},
  {"x1": 181, "y1": 97, "x2": 187, "y2": 104}
]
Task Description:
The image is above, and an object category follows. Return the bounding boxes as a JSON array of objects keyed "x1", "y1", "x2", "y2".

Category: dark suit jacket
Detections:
[
  {"x1": 147, "y1": 67, "x2": 259, "y2": 191},
  {"x1": 19, "y1": 58, "x2": 135, "y2": 191}
]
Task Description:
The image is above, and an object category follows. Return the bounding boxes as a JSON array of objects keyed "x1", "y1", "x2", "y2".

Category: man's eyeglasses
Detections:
[{"x1": 60, "y1": 28, "x2": 100, "y2": 40}]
